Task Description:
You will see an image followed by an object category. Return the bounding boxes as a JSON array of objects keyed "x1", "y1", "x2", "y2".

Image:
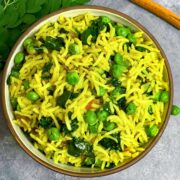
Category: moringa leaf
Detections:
[
  {"x1": 26, "y1": 0, "x2": 46, "y2": 13},
  {"x1": 17, "y1": 0, "x2": 26, "y2": 17},
  {"x1": 22, "y1": 14, "x2": 37, "y2": 24},
  {"x1": 0, "y1": 4, "x2": 4, "y2": 17},
  {"x1": 49, "y1": 0, "x2": 62, "y2": 12},
  {"x1": 1, "y1": 6, "x2": 18, "y2": 27},
  {"x1": 62, "y1": 0, "x2": 90, "y2": 7}
]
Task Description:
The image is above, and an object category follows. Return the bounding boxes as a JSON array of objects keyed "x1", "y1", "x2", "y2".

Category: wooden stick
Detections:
[{"x1": 131, "y1": 0, "x2": 180, "y2": 29}]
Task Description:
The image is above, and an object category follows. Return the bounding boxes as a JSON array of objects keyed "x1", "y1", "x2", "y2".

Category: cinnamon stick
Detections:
[{"x1": 131, "y1": 0, "x2": 180, "y2": 29}]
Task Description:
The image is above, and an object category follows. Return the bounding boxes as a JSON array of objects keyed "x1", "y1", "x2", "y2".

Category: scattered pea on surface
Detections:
[{"x1": 171, "y1": 105, "x2": 180, "y2": 116}]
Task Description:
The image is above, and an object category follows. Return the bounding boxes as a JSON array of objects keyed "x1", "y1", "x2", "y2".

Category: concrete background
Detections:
[{"x1": 0, "y1": 0, "x2": 180, "y2": 179}]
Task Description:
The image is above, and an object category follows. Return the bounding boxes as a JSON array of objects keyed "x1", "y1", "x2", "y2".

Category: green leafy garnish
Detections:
[
  {"x1": 98, "y1": 133, "x2": 122, "y2": 151},
  {"x1": 68, "y1": 137, "x2": 93, "y2": 157},
  {"x1": 56, "y1": 88, "x2": 80, "y2": 109},
  {"x1": 38, "y1": 116, "x2": 53, "y2": 129}
]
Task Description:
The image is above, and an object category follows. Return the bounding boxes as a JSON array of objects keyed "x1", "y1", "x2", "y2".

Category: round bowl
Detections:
[{"x1": 1, "y1": 5, "x2": 173, "y2": 177}]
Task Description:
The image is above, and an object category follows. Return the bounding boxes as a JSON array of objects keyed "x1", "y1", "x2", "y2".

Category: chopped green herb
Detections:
[
  {"x1": 56, "y1": 89, "x2": 72, "y2": 109},
  {"x1": 99, "y1": 133, "x2": 121, "y2": 151},
  {"x1": 39, "y1": 117, "x2": 53, "y2": 129},
  {"x1": 42, "y1": 36, "x2": 65, "y2": 51},
  {"x1": 171, "y1": 105, "x2": 180, "y2": 116},
  {"x1": 68, "y1": 137, "x2": 92, "y2": 157}
]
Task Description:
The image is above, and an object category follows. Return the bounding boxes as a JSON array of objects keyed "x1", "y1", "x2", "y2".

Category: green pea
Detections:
[
  {"x1": 153, "y1": 92, "x2": 161, "y2": 101},
  {"x1": 97, "y1": 110, "x2": 109, "y2": 121},
  {"x1": 146, "y1": 125, "x2": 159, "y2": 137},
  {"x1": 89, "y1": 123, "x2": 99, "y2": 134},
  {"x1": 159, "y1": 91, "x2": 169, "y2": 103},
  {"x1": 111, "y1": 64, "x2": 124, "y2": 79},
  {"x1": 116, "y1": 26, "x2": 130, "y2": 37},
  {"x1": 23, "y1": 37, "x2": 33, "y2": 48},
  {"x1": 26, "y1": 44, "x2": 36, "y2": 55},
  {"x1": 128, "y1": 33, "x2": 137, "y2": 44},
  {"x1": 14, "y1": 52, "x2": 25, "y2": 65},
  {"x1": 26, "y1": 91, "x2": 40, "y2": 101},
  {"x1": 48, "y1": 127, "x2": 60, "y2": 141},
  {"x1": 69, "y1": 43, "x2": 80, "y2": 55},
  {"x1": 23, "y1": 80, "x2": 30, "y2": 90},
  {"x1": 11, "y1": 70, "x2": 19, "y2": 79},
  {"x1": 66, "y1": 71, "x2": 80, "y2": 85},
  {"x1": 98, "y1": 86, "x2": 106, "y2": 97},
  {"x1": 114, "y1": 53, "x2": 123, "y2": 64},
  {"x1": 101, "y1": 16, "x2": 110, "y2": 24},
  {"x1": 171, "y1": 105, "x2": 180, "y2": 116},
  {"x1": 104, "y1": 121, "x2": 116, "y2": 131},
  {"x1": 126, "y1": 102, "x2": 137, "y2": 115},
  {"x1": 84, "y1": 110, "x2": 97, "y2": 125}
]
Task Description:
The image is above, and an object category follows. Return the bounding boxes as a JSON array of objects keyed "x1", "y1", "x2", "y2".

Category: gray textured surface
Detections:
[{"x1": 0, "y1": 0, "x2": 180, "y2": 180}]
